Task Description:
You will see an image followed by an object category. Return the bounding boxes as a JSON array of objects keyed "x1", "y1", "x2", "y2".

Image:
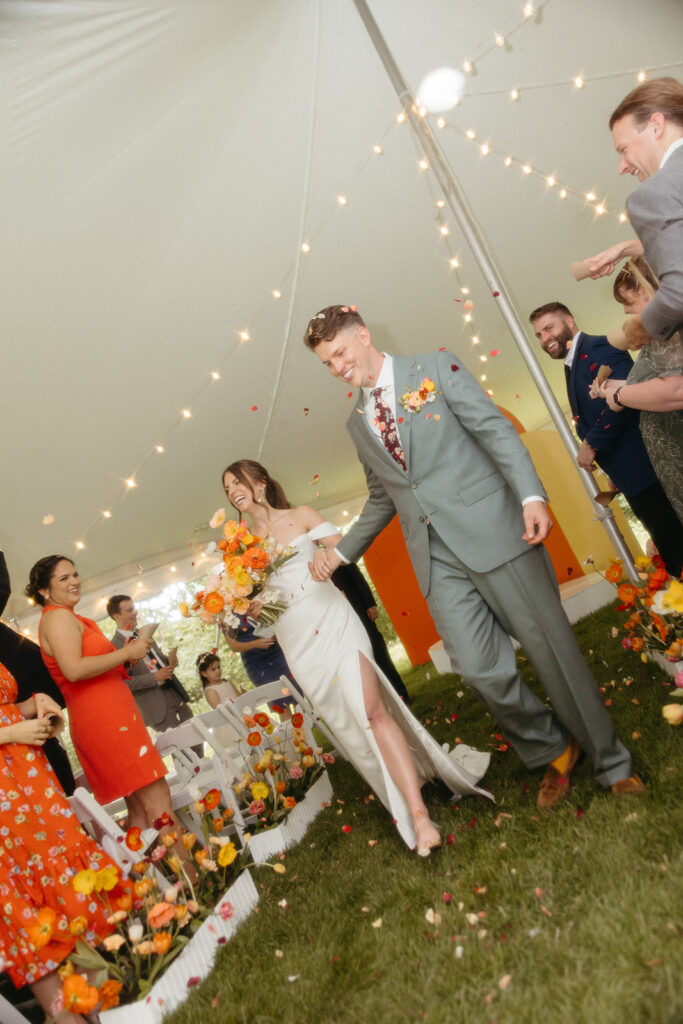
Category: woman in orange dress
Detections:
[
  {"x1": 26, "y1": 555, "x2": 176, "y2": 835},
  {"x1": 0, "y1": 660, "x2": 127, "y2": 1022}
]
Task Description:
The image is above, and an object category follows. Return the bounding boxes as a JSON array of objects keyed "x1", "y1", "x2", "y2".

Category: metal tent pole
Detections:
[{"x1": 351, "y1": 0, "x2": 638, "y2": 579}]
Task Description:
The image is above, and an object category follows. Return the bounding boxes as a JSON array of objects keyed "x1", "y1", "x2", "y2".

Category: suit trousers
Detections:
[{"x1": 425, "y1": 528, "x2": 632, "y2": 787}]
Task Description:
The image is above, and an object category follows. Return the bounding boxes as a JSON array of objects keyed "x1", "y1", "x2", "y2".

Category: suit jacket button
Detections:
[
  {"x1": 419, "y1": 516, "x2": 425, "y2": 523},
  {"x1": 411, "y1": 482, "x2": 417, "y2": 489}
]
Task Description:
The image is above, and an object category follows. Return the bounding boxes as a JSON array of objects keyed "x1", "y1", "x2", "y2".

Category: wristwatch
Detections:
[{"x1": 613, "y1": 386, "x2": 626, "y2": 407}]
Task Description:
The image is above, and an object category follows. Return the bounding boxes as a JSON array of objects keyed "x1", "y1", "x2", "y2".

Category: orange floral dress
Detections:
[
  {"x1": 40, "y1": 606, "x2": 166, "y2": 803},
  {"x1": 0, "y1": 663, "x2": 126, "y2": 987}
]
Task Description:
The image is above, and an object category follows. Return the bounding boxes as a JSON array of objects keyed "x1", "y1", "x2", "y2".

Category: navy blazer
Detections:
[{"x1": 568, "y1": 333, "x2": 657, "y2": 498}]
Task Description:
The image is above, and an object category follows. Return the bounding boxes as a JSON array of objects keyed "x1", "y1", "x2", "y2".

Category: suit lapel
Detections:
[{"x1": 568, "y1": 334, "x2": 583, "y2": 414}]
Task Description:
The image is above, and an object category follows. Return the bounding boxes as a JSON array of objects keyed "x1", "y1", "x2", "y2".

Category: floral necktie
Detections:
[{"x1": 371, "y1": 388, "x2": 407, "y2": 471}]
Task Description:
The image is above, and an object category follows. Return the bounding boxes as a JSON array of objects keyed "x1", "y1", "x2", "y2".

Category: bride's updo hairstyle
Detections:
[
  {"x1": 25, "y1": 555, "x2": 73, "y2": 606},
  {"x1": 222, "y1": 459, "x2": 292, "y2": 511}
]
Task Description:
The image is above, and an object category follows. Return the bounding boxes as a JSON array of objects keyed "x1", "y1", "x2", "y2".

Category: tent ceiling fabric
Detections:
[{"x1": 2, "y1": 0, "x2": 682, "y2": 621}]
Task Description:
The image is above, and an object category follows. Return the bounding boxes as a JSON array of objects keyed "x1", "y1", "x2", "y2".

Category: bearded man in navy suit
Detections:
[{"x1": 531, "y1": 301, "x2": 683, "y2": 576}]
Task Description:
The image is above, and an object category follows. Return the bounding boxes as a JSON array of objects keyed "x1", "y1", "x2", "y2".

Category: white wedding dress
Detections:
[{"x1": 270, "y1": 522, "x2": 493, "y2": 849}]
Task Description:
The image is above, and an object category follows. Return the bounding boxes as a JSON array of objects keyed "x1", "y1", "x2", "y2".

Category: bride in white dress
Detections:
[{"x1": 222, "y1": 460, "x2": 492, "y2": 854}]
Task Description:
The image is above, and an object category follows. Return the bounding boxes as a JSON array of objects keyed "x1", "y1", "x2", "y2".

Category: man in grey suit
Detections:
[
  {"x1": 609, "y1": 77, "x2": 683, "y2": 348},
  {"x1": 107, "y1": 594, "x2": 194, "y2": 733},
  {"x1": 305, "y1": 305, "x2": 644, "y2": 809}
]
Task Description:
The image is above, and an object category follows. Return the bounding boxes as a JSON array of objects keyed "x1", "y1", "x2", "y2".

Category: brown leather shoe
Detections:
[
  {"x1": 536, "y1": 736, "x2": 582, "y2": 812},
  {"x1": 611, "y1": 773, "x2": 647, "y2": 797}
]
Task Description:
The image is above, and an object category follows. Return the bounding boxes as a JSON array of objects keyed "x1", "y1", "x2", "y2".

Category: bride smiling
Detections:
[{"x1": 221, "y1": 459, "x2": 491, "y2": 855}]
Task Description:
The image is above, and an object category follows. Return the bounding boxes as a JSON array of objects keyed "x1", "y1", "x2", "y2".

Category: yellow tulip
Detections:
[{"x1": 662, "y1": 704, "x2": 683, "y2": 726}]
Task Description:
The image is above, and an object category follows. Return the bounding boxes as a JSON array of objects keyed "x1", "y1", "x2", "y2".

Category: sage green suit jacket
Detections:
[{"x1": 337, "y1": 350, "x2": 547, "y2": 596}]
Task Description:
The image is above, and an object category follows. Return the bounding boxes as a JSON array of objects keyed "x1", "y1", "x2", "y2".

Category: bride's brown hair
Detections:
[{"x1": 222, "y1": 459, "x2": 292, "y2": 511}]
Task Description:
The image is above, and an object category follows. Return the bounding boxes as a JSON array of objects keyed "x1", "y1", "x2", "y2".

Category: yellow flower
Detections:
[
  {"x1": 251, "y1": 781, "x2": 269, "y2": 800},
  {"x1": 662, "y1": 704, "x2": 683, "y2": 726},
  {"x1": 661, "y1": 579, "x2": 683, "y2": 613},
  {"x1": 423, "y1": 378, "x2": 436, "y2": 392},
  {"x1": 69, "y1": 916, "x2": 88, "y2": 936},
  {"x1": 634, "y1": 555, "x2": 652, "y2": 569},
  {"x1": 232, "y1": 566, "x2": 251, "y2": 588},
  {"x1": 217, "y1": 842, "x2": 238, "y2": 868},
  {"x1": 302, "y1": 755, "x2": 316, "y2": 767},
  {"x1": 95, "y1": 865, "x2": 119, "y2": 892},
  {"x1": 72, "y1": 869, "x2": 97, "y2": 895}
]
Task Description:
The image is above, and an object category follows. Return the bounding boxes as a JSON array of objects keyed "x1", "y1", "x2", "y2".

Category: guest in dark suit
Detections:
[
  {"x1": 331, "y1": 562, "x2": 411, "y2": 703},
  {"x1": 531, "y1": 301, "x2": 683, "y2": 576},
  {"x1": 0, "y1": 551, "x2": 75, "y2": 793},
  {"x1": 107, "y1": 594, "x2": 194, "y2": 733}
]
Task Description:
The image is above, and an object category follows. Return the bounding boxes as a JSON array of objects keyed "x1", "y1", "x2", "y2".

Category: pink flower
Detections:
[
  {"x1": 322, "y1": 753, "x2": 335, "y2": 764},
  {"x1": 289, "y1": 764, "x2": 304, "y2": 779},
  {"x1": 219, "y1": 901, "x2": 235, "y2": 921},
  {"x1": 675, "y1": 671, "x2": 683, "y2": 689},
  {"x1": 249, "y1": 800, "x2": 266, "y2": 815}
]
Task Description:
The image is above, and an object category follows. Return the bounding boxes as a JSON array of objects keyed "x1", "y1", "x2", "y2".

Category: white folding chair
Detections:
[
  {"x1": 68, "y1": 787, "x2": 158, "y2": 876},
  {"x1": 154, "y1": 717, "x2": 252, "y2": 846},
  {"x1": 0, "y1": 992, "x2": 33, "y2": 1024}
]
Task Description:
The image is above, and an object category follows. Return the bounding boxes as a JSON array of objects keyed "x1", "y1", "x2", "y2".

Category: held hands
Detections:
[
  {"x1": 521, "y1": 500, "x2": 552, "y2": 546},
  {"x1": 576, "y1": 440, "x2": 598, "y2": 471},
  {"x1": 591, "y1": 377, "x2": 626, "y2": 411},
  {"x1": 12, "y1": 717, "x2": 54, "y2": 746},
  {"x1": 584, "y1": 239, "x2": 643, "y2": 279},
  {"x1": 308, "y1": 546, "x2": 342, "y2": 582}
]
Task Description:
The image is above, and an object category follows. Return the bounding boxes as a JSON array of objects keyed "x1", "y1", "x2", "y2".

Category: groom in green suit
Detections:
[{"x1": 305, "y1": 305, "x2": 645, "y2": 808}]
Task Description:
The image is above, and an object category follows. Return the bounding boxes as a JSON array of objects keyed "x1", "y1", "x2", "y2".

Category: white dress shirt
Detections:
[{"x1": 660, "y1": 136, "x2": 683, "y2": 169}]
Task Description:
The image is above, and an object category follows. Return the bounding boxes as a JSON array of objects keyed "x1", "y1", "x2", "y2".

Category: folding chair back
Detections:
[{"x1": 68, "y1": 787, "x2": 157, "y2": 876}]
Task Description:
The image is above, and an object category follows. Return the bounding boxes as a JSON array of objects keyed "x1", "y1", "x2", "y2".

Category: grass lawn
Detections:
[{"x1": 166, "y1": 602, "x2": 682, "y2": 1024}]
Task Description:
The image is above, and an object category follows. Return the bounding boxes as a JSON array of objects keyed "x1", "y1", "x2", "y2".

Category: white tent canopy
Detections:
[{"x1": 2, "y1": 0, "x2": 682, "y2": 624}]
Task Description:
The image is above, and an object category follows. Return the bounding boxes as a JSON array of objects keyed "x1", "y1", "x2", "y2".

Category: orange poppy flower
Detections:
[
  {"x1": 148, "y1": 902, "x2": 176, "y2": 929},
  {"x1": 242, "y1": 547, "x2": 270, "y2": 571},
  {"x1": 204, "y1": 788, "x2": 221, "y2": 810},
  {"x1": 605, "y1": 563, "x2": 623, "y2": 584},
  {"x1": 213, "y1": 816, "x2": 225, "y2": 832},
  {"x1": 203, "y1": 591, "x2": 225, "y2": 615},
  {"x1": 617, "y1": 583, "x2": 639, "y2": 607},
  {"x1": 125, "y1": 826, "x2": 143, "y2": 851},
  {"x1": 153, "y1": 931, "x2": 172, "y2": 954},
  {"x1": 99, "y1": 979, "x2": 124, "y2": 1011},
  {"x1": 26, "y1": 907, "x2": 56, "y2": 950},
  {"x1": 62, "y1": 975, "x2": 100, "y2": 1015},
  {"x1": 631, "y1": 637, "x2": 644, "y2": 652},
  {"x1": 115, "y1": 891, "x2": 133, "y2": 912},
  {"x1": 276, "y1": 780, "x2": 286, "y2": 793},
  {"x1": 224, "y1": 555, "x2": 243, "y2": 573},
  {"x1": 253, "y1": 712, "x2": 269, "y2": 727},
  {"x1": 648, "y1": 568, "x2": 669, "y2": 592},
  {"x1": 291, "y1": 712, "x2": 304, "y2": 729},
  {"x1": 283, "y1": 796, "x2": 297, "y2": 809},
  {"x1": 247, "y1": 731, "x2": 262, "y2": 747}
]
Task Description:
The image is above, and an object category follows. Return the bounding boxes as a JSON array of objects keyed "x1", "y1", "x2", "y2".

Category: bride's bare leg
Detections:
[{"x1": 359, "y1": 654, "x2": 440, "y2": 852}]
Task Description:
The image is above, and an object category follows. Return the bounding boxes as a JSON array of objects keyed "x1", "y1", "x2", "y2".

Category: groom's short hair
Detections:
[{"x1": 304, "y1": 305, "x2": 366, "y2": 348}]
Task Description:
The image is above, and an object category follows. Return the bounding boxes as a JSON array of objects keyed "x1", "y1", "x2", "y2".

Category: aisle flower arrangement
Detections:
[
  {"x1": 232, "y1": 709, "x2": 334, "y2": 834},
  {"x1": 53, "y1": 790, "x2": 280, "y2": 1015},
  {"x1": 179, "y1": 513, "x2": 294, "y2": 628}
]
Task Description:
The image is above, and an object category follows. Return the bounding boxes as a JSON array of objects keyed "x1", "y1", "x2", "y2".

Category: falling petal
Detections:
[
  {"x1": 42, "y1": 514, "x2": 55, "y2": 526},
  {"x1": 371, "y1": 918, "x2": 383, "y2": 928}
]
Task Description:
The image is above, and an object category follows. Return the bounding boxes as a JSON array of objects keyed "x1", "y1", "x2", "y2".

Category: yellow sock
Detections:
[{"x1": 550, "y1": 742, "x2": 573, "y2": 775}]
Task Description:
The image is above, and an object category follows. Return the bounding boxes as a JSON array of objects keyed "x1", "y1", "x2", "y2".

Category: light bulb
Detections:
[
  {"x1": 522, "y1": 164, "x2": 532, "y2": 175},
  {"x1": 181, "y1": 408, "x2": 192, "y2": 419},
  {"x1": 574, "y1": 76, "x2": 584, "y2": 89},
  {"x1": 464, "y1": 313, "x2": 472, "y2": 323},
  {"x1": 211, "y1": 371, "x2": 221, "y2": 380},
  {"x1": 170, "y1": 566, "x2": 177, "y2": 572},
  {"x1": 595, "y1": 204, "x2": 605, "y2": 215},
  {"x1": 272, "y1": 289, "x2": 282, "y2": 299},
  {"x1": 504, "y1": 156, "x2": 513, "y2": 167},
  {"x1": 619, "y1": 212, "x2": 627, "y2": 222},
  {"x1": 585, "y1": 191, "x2": 596, "y2": 201},
  {"x1": 480, "y1": 143, "x2": 490, "y2": 156},
  {"x1": 439, "y1": 225, "x2": 450, "y2": 236},
  {"x1": 523, "y1": 3, "x2": 534, "y2": 17},
  {"x1": 337, "y1": 195, "x2": 348, "y2": 205},
  {"x1": 495, "y1": 34, "x2": 505, "y2": 47},
  {"x1": 449, "y1": 257, "x2": 460, "y2": 268},
  {"x1": 239, "y1": 330, "x2": 251, "y2": 341},
  {"x1": 373, "y1": 144, "x2": 383, "y2": 154},
  {"x1": 126, "y1": 478, "x2": 136, "y2": 488},
  {"x1": 397, "y1": 111, "x2": 407, "y2": 123},
  {"x1": 480, "y1": 355, "x2": 487, "y2": 362},
  {"x1": 461, "y1": 287, "x2": 470, "y2": 295},
  {"x1": 546, "y1": 176, "x2": 556, "y2": 187},
  {"x1": 466, "y1": 129, "x2": 476, "y2": 140},
  {"x1": 510, "y1": 88, "x2": 520, "y2": 101},
  {"x1": 471, "y1": 335, "x2": 480, "y2": 344},
  {"x1": 637, "y1": 70, "x2": 647, "y2": 83},
  {"x1": 436, "y1": 200, "x2": 446, "y2": 208},
  {"x1": 559, "y1": 188, "x2": 567, "y2": 198},
  {"x1": 437, "y1": 117, "x2": 446, "y2": 129},
  {"x1": 463, "y1": 60, "x2": 472, "y2": 73},
  {"x1": 301, "y1": 243, "x2": 310, "y2": 253},
  {"x1": 102, "y1": 510, "x2": 112, "y2": 519},
  {"x1": 75, "y1": 540, "x2": 85, "y2": 550},
  {"x1": 480, "y1": 374, "x2": 487, "y2": 381},
  {"x1": 418, "y1": 158, "x2": 429, "y2": 170},
  {"x1": 155, "y1": 445, "x2": 164, "y2": 453}
]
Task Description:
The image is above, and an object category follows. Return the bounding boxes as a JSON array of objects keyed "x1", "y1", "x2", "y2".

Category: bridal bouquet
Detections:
[
  {"x1": 181, "y1": 511, "x2": 295, "y2": 628},
  {"x1": 596, "y1": 554, "x2": 683, "y2": 662}
]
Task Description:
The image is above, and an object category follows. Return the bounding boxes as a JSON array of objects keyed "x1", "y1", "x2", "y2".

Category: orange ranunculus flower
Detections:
[
  {"x1": 134, "y1": 880, "x2": 150, "y2": 899},
  {"x1": 62, "y1": 974, "x2": 100, "y2": 1015},
  {"x1": 617, "y1": 583, "x2": 639, "y2": 606},
  {"x1": 630, "y1": 637, "x2": 644, "y2": 652},
  {"x1": 204, "y1": 788, "x2": 221, "y2": 810},
  {"x1": 195, "y1": 848, "x2": 209, "y2": 864},
  {"x1": 213, "y1": 816, "x2": 225, "y2": 832},
  {"x1": 203, "y1": 591, "x2": 225, "y2": 615},
  {"x1": 247, "y1": 731, "x2": 262, "y2": 747},
  {"x1": 283, "y1": 796, "x2": 297, "y2": 809},
  {"x1": 233, "y1": 597, "x2": 250, "y2": 614},
  {"x1": 125, "y1": 826, "x2": 143, "y2": 851},
  {"x1": 162, "y1": 830, "x2": 178, "y2": 848},
  {"x1": 153, "y1": 931, "x2": 172, "y2": 954},
  {"x1": 99, "y1": 979, "x2": 124, "y2": 1011},
  {"x1": 223, "y1": 807, "x2": 235, "y2": 820},
  {"x1": 26, "y1": 907, "x2": 56, "y2": 950},
  {"x1": 253, "y1": 712, "x2": 269, "y2": 727},
  {"x1": 276, "y1": 780, "x2": 286, "y2": 793},
  {"x1": 242, "y1": 547, "x2": 270, "y2": 571},
  {"x1": 181, "y1": 832, "x2": 197, "y2": 850},
  {"x1": 217, "y1": 538, "x2": 228, "y2": 551},
  {"x1": 148, "y1": 902, "x2": 176, "y2": 929},
  {"x1": 605, "y1": 562, "x2": 623, "y2": 583},
  {"x1": 69, "y1": 916, "x2": 88, "y2": 936},
  {"x1": 291, "y1": 712, "x2": 304, "y2": 728}
]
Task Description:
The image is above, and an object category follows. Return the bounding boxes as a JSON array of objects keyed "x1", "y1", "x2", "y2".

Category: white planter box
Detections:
[
  {"x1": 245, "y1": 770, "x2": 333, "y2": 862},
  {"x1": 101, "y1": 869, "x2": 259, "y2": 1024},
  {"x1": 649, "y1": 652, "x2": 683, "y2": 680}
]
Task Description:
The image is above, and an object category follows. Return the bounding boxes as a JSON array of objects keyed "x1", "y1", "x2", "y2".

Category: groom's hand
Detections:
[
  {"x1": 309, "y1": 547, "x2": 341, "y2": 581},
  {"x1": 522, "y1": 500, "x2": 552, "y2": 546}
]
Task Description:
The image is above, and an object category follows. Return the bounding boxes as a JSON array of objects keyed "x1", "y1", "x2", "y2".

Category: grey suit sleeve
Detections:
[
  {"x1": 629, "y1": 175, "x2": 683, "y2": 341},
  {"x1": 337, "y1": 452, "x2": 396, "y2": 563},
  {"x1": 435, "y1": 351, "x2": 546, "y2": 501}
]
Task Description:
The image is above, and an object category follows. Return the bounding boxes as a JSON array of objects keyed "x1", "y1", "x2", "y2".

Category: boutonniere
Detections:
[{"x1": 400, "y1": 377, "x2": 439, "y2": 413}]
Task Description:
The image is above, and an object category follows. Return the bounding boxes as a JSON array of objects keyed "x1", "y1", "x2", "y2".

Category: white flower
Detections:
[
  {"x1": 209, "y1": 508, "x2": 227, "y2": 529},
  {"x1": 188, "y1": 785, "x2": 202, "y2": 801},
  {"x1": 128, "y1": 921, "x2": 143, "y2": 943},
  {"x1": 163, "y1": 886, "x2": 178, "y2": 903}
]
